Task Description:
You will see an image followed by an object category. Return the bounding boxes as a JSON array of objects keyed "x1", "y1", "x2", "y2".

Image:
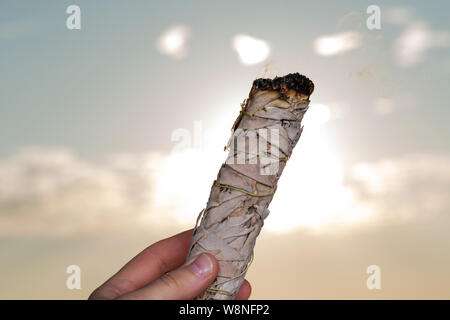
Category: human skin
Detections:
[{"x1": 89, "y1": 229, "x2": 251, "y2": 300}]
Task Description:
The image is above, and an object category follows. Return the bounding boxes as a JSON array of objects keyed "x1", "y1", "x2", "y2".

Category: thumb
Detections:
[{"x1": 117, "y1": 253, "x2": 218, "y2": 300}]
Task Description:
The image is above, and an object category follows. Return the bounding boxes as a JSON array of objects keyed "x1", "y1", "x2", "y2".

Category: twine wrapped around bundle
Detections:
[{"x1": 186, "y1": 73, "x2": 314, "y2": 300}]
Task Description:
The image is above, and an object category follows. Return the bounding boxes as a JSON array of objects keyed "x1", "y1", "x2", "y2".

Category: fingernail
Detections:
[{"x1": 190, "y1": 254, "x2": 213, "y2": 278}]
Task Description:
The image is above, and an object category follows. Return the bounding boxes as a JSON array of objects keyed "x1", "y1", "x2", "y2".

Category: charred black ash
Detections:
[{"x1": 252, "y1": 73, "x2": 314, "y2": 96}]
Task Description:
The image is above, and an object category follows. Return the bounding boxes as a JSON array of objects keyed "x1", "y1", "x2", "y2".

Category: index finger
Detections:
[{"x1": 89, "y1": 229, "x2": 193, "y2": 299}]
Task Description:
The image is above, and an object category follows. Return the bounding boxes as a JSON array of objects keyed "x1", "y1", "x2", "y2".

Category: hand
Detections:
[{"x1": 89, "y1": 229, "x2": 252, "y2": 300}]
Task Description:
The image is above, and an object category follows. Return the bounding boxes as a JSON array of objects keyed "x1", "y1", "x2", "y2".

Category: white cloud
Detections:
[
  {"x1": 395, "y1": 22, "x2": 449, "y2": 67},
  {"x1": 232, "y1": 34, "x2": 270, "y2": 65},
  {"x1": 385, "y1": 7, "x2": 412, "y2": 25},
  {"x1": 350, "y1": 154, "x2": 450, "y2": 223},
  {"x1": 313, "y1": 31, "x2": 362, "y2": 56},
  {"x1": 0, "y1": 147, "x2": 164, "y2": 236},
  {"x1": 156, "y1": 25, "x2": 191, "y2": 59},
  {"x1": 1, "y1": 145, "x2": 449, "y2": 237},
  {"x1": 268, "y1": 152, "x2": 450, "y2": 232}
]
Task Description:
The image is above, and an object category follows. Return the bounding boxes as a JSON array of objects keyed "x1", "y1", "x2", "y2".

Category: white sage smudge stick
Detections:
[{"x1": 186, "y1": 73, "x2": 314, "y2": 300}]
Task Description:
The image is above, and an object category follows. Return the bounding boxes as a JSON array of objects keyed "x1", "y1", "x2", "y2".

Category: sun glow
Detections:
[
  {"x1": 153, "y1": 103, "x2": 371, "y2": 231},
  {"x1": 267, "y1": 104, "x2": 357, "y2": 231},
  {"x1": 313, "y1": 31, "x2": 362, "y2": 56},
  {"x1": 156, "y1": 25, "x2": 191, "y2": 59},
  {"x1": 153, "y1": 148, "x2": 220, "y2": 224},
  {"x1": 232, "y1": 34, "x2": 270, "y2": 65},
  {"x1": 152, "y1": 111, "x2": 233, "y2": 225}
]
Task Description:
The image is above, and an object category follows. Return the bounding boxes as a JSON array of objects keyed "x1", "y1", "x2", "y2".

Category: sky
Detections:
[{"x1": 1, "y1": 0, "x2": 450, "y2": 299}]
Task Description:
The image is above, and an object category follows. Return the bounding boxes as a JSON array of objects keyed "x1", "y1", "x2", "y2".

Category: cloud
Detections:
[
  {"x1": 313, "y1": 31, "x2": 362, "y2": 56},
  {"x1": 350, "y1": 154, "x2": 450, "y2": 224},
  {"x1": 268, "y1": 151, "x2": 450, "y2": 232},
  {"x1": 232, "y1": 34, "x2": 270, "y2": 65},
  {"x1": 0, "y1": 147, "x2": 164, "y2": 236},
  {"x1": 156, "y1": 25, "x2": 191, "y2": 59},
  {"x1": 395, "y1": 22, "x2": 449, "y2": 67},
  {"x1": 385, "y1": 7, "x2": 412, "y2": 25},
  {"x1": 0, "y1": 145, "x2": 449, "y2": 237}
]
